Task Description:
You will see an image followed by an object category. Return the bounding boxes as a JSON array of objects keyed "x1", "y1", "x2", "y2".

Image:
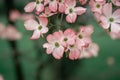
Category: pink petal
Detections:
[
  {"x1": 46, "y1": 34, "x2": 56, "y2": 43},
  {"x1": 75, "y1": 7, "x2": 86, "y2": 15},
  {"x1": 113, "y1": 9, "x2": 120, "y2": 19},
  {"x1": 38, "y1": 17, "x2": 48, "y2": 27},
  {"x1": 43, "y1": 43, "x2": 53, "y2": 54},
  {"x1": 59, "y1": 3, "x2": 66, "y2": 13},
  {"x1": 24, "y1": 2, "x2": 36, "y2": 12},
  {"x1": 30, "y1": 30, "x2": 40, "y2": 39},
  {"x1": 66, "y1": 13, "x2": 77, "y2": 23},
  {"x1": 49, "y1": 1, "x2": 57, "y2": 12},
  {"x1": 69, "y1": 48, "x2": 80, "y2": 60},
  {"x1": 111, "y1": 23, "x2": 120, "y2": 33},
  {"x1": 100, "y1": 16, "x2": 110, "y2": 29},
  {"x1": 24, "y1": 19, "x2": 38, "y2": 30},
  {"x1": 103, "y1": 3, "x2": 112, "y2": 17},
  {"x1": 52, "y1": 46, "x2": 64, "y2": 59},
  {"x1": 41, "y1": 27, "x2": 48, "y2": 33},
  {"x1": 36, "y1": 3, "x2": 44, "y2": 12},
  {"x1": 65, "y1": 0, "x2": 76, "y2": 7}
]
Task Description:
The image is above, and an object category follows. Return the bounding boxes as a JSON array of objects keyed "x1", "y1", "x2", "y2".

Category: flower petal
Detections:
[
  {"x1": 75, "y1": 7, "x2": 86, "y2": 15},
  {"x1": 66, "y1": 13, "x2": 77, "y2": 23},
  {"x1": 30, "y1": 30, "x2": 40, "y2": 39},
  {"x1": 24, "y1": 2, "x2": 36, "y2": 12},
  {"x1": 52, "y1": 46, "x2": 64, "y2": 59},
  {"x1": 24, "y1": 19, "x2": 38, "y2": 30}
]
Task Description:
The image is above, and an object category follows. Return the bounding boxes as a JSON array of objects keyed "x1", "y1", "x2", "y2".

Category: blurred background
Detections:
[{"x1": 0, "y1": 0, "x2": 120, "y2": 80}]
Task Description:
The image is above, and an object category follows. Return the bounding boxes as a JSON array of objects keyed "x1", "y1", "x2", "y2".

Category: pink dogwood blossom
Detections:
[
  {"x1": 24, "y1": 17, "x2": 48, "y2": 39},
  {"x1": 65, "y1": 0, "x2": 86, "y2": 23},
  {"x1": 24, "y1": 0, "x2": 44, "y2": 13},
  {"x1": 100, "y1": 3, "x2": 120, "y2": 33},
  {"x1": 76, "y1": 25, "x2": 93, "y2": 48},
  {"x1": 61, "y1": 28, "x2": 76, "y2": 47},
  {"x1": 43, "y1": 31, "x2": 64, "y2": 59},
  {"x1": 89, "y1": 0, "x2": 105, "y2": 14}
]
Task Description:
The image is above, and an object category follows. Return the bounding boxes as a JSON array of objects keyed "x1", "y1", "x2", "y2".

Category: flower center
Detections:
[
  {"x1": 59, "y1": 0, "x2": 62, "y2": 2},
  {"x1": 55, "y1": 42, "x2": 60, "y2": 47},
  {"x1": 50, "y1": 0, "x2": 54, "y2": 2},
  {"x1": 96, "y1": 4, "x2": 100, "y2": 8},
  {"x1": 70, "y1": 45, "x2": 74, "y2": 48},
  {"x1": 69, "y1": 8, "x2": 73, "y2": 13},
  {"x1": 109, "y1": 17, "x2": 114, "y2": 22},
  {"x1": 64, "y1": 37, "x2": 68, "y2": 41},
  {"x1": 36, "y1": 0, "x2": 39, "y2": 4},
  {"x1": 38, "y1": 25, "x2": 42, "y2": 30},
  {"x1": 78, "y1": 34, "x2": 83, "y2": 39}
]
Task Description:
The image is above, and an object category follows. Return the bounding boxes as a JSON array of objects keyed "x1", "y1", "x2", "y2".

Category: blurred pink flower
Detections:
[
  {"x1": 112, "y1": 0, "x2": 120, "y2": 6},
  {"x1": 65, "y1": 0, "x2": 86, "y2": 23},
  {"x1": 9, "y1": 10, "x2": 21, "y2": 21},
  {"x1": 76, "y1": 25, "x2": 93, "y2": 48},
  {"x1": 24, "y1": 17, "x2": 48, "y2": 39},
  {"x1": 6, "y1": 25, "x2": 22, "y2": 41},
  {"x1": 100, "y1": 3, "x2": 120, "y2": 33},
  {"x1": 43, "y1": 31, "x2": 64, "y2": 59},
  {"x1": 80, "y1": 43, "x2": 99, "y2": 58}
]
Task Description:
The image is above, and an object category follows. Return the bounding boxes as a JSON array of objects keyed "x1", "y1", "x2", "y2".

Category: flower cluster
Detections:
[
  {"x1": 43, "y1": 25, "x2": 99, "y2": 60},
  {"x1": 24, "y1": 0, "x2": 86, "y2": 23},
  {"x1": 89, "y1": 0, "x2": 120, "y2": 39},
  {"x1": 0, "y1": 23, "x2": 21, "y2": 41},
  {"x1": 23, "y1": 0, "x2": 101, "y2": 60}
]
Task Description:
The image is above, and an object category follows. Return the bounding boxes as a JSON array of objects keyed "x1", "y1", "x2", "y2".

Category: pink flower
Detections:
[
  {"x1": 6, "y1": 25, "x2": 22, "y2": 41},
  {"x1": 61, "y1": 28, "x2": 76, "y2": 47},
  {"x1": 112, "y1": 0, "x2": 120, "y2": 6},
  {"x1": 80, "y1": 43, "x2": 99, "y2": 58},
  {"x1": 65, "y1": 0, "x2": 86, "y2": 23},
  {"x1": 76, "y1": 25, "x2": 93, "y2": 48},
  {"x1": 100, "y1": 3, "x2": 120, "y2": 33},
  {"x1": 24, "y1": 0, "x2": 44, "y2": 13},
  {"x1": 43, "y1": 31, "x2": 64, "y2": 59},
  {"x1": 67, "y1": 42, "x2": 82, "y2": 60},
  {"x1": 45, "y1": 0, "x2": 58, "y2": 12},
  {"x1": 24, "y1": 17, "x2": 48, "y2": 39},
  {"x1": 9, "y1": 10, "x2": 21, "y2": 21},
  {"x1": 79, "y1": 0, "x2": 88, "y2": 5},
  {"x1": 89, "y1": 0, "x2": 105, "y2": 14}
]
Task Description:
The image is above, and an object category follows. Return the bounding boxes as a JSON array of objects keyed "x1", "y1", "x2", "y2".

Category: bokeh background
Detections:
[{"x1": 0, "y1": 0, "x2": 120, "y2": 80}]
